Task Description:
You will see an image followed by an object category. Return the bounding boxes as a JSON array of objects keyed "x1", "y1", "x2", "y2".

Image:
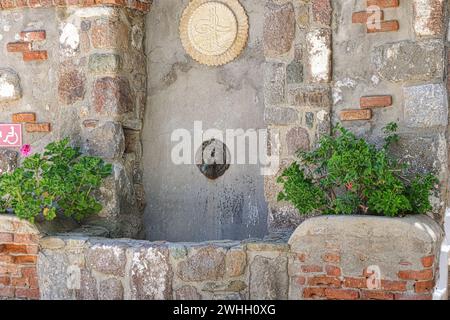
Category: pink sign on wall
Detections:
[{"x1": 0, "y1": 124, "x2": 22, "y2": 147}]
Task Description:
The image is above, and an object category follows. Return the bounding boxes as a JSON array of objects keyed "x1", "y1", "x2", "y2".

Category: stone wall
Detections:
[
  {"x1": 34, "y1": 215, "x2": 443, "y2": 300},
  {"x1": 0, "y1": 4, "x2": 149, "y2": 238},
  {"x1": 0, "y1": 215, "x2": 40, "y2": 300}
]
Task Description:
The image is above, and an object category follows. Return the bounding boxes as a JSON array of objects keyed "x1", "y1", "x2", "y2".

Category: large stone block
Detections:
[
  {"x1": 93, "y1": 77, "x2": 133, "y2": 116},
  {"x1": 177, "y1": 246, "x2": 226, "y2": 282},
  {"x1": 372, "y1": 40, "x2": 444, "y2": 82},
  {"x1": 129, "y1": 245, "x2": 172, "y2": 300},
  {"x1": 89, "y1": 53, "x2": 122, "y2": 74},
  {"x1": 263, "y1": 2, "x2": 295, "y2": 58},
  {"x1": 264, "y1": 63, "x2": 286, "y2": 106},
  {"x1": 264, "y1": 107, "x2": 298, "y2": 125},
  {"x1": 288, "y1": 85, "x2": 331, "y2": 108},
  {"x1": 58, "y1": 69, "x2": 86, "y2": 105},
  {"x1": 0, "y1": 68, "x2": 21, "y2": 102},
  {"x1": 249, "y1": 255, "x2": 288, "y2": 300},
  {"x1": 306, "y1": 29, "x2": 331, "y2": 83},
  {"x1": 403, "y1": 83, "x2": 448, "y2": 128},
  {"x1": 413, "y1": 0, "x2": 444, "y2": 37}
]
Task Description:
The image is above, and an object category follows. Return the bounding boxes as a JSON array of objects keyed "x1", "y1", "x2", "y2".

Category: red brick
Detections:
[
  {"x1": 15, "y1": 287, "x2": 39, "y2": 299},
  {"x1": 13, "y1": 255, "x2": 37, "y2": 264},
  {"x1": 23, "y1": 50, "x2": 48, "y2": 61},
  {"x1": 20, "y1": 30, "x2": 46, "y2": 42},
  {"x1": 0, "y1": 233, "x2": 13, "y2": 243},
  {"x1": 0, "y1": 263, "x2": 19, "y2": 275},
  {"x1": 360, "y1": 96, "x2": 392, "y2": 108},
  {"x1": 0, "y1": 276, "x2": 10, "y2": 286},
  {"x1": 26, "y1": 245, "x2": 39, "y2": 255},
  {"x1": 367, "y1": 0, "x2": 399, "y2": 8},
  {"x1": 367, "y1": 20, "x2": 399, "y2": 33},
  {"x1": 380, "y1": 280, "x2": 407, "y2": 292},
  {"x1": 0, "y1": 0, "x2": 15, "y2": 9},
  {"x1": 15, "y1": 0, "x2": 28, "y2": 7},
  {"x1": 343, "y1": 277, "x2": 368, "y2": 289},
  {"x1": 361, "y1": 290, "x2": 394, "y2": 300},
  {"x1": 340, "y1": 109, "x2": 372, "y2": 121},
  {"x1": 325, "y1": 288, "x2": 359, "y2": 300},
  {"x1": 325, "y1": 265, "x2": 341, "y2": 277},
  {"x1": 352, "y1": 11, "x2": 384, "y2": 24},
  {"x1": 322, "y1": 253, "x2": 340, "y2": 263},
  {"x1": 134, "y1": 0, "x2": 150, "y2": 12},
  {"x1": 14, "y1": 234, "x2": 32, "y2": 244},
  {"x1": 398, "y1": 269, "x2": 433, "y2": 281},
  {"x1": 301, "y1": 265, "x2": 323, "y2": 273},
  {"x1": 25, "y1": 123, "x2": 51, "y2": 133},
  {"x1": 421, "y1": 255, "x2": 434, "y2": 268},
  {"x1": 12, "y1": 113, "x2": 36, "y2": 123},
  {"x1": 7, "y1": 42, "x2": 32, "y2": 53},
  {"x1": 0, "y1": 243, "x2": 28, "y2": 254},
  {"x1": 303, "y1": 287, "x2": 326, "y2": 299},
  {"x1": 0, "y1": 286, "x2": 15, "y2": 298},
  {"x1": 11, "y1": 275, "x2": 29, "y2": 287},
  {"x1": 415, "y1": 280, "x2": 434, "y2": 293},
  {"x1": 394, "y1": 293, "x2": 432, "y2": 300},
  {"x1": 308, "y1": 276, "x2": 341, "y2": 287}
]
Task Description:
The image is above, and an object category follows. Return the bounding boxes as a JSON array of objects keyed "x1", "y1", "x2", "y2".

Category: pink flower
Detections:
[{"x1": 20, "y1": 144, "x2": 32, "y2": 157}]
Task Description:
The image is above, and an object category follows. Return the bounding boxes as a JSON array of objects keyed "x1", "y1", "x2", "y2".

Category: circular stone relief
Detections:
[
  {"x1": 180, "y1": 0, "x2": 249, "y2": 66},
  {"x1": 196, "y1": 139, "x2": 230, "y2": 180}
]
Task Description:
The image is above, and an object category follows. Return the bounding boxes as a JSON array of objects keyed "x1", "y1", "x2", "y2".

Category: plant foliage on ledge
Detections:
[
  {"x1": 0, "y1": 138, "x2": 112, "y2": 223},
  {"x1": 277, "y1": 123, "x2": 438, "y2": 217}
]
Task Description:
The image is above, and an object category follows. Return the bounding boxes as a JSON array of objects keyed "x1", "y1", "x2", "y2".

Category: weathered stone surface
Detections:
[
  {"x1": 86, "y1": 242, "x2": 127, "y2": 276},
  {"x1": 306, "y1": 29, "x2": 331, "y2": 83},
  {"x1": 312, "y1": 0, "x2": 332, "y2": 26},
  {"x1": 93, "y1": 77, "x2": 133, "y2": 116},
  {"x1": 39, "y1": 237, "x2": 66, "y2": 250},
  {"x1": 175, "y1": 285, "x2": 201, "y2": 300},
  {"x1": 202, "y1": 280, "x2": 247, "y2": 293},
  {"x1": 129, "y1": 245, "x2": 172, "y2": 300},
  {"x1": 372, "y1": 40, "x2": 444, "y2": 82},
  {"x1": 0, "y1": 68, "x2": 21, "y2": 102},
  {"x1": 0, "y1": 150, "x2": 18, "y2": 175},
  {"x1": 83, "y1": 121, "x2": 125, "y2": 159},
  {"x1": 89, "y1": 53, "x2": 122, "y2": 74},
  {"x1": 264, "y1": 63, "x2": 286, "y2": 105},
  {"x1": 288, "y1": 85, "x2": 331, "y2": 108},
  {"x1": 225, "y1": 248, "x2": 247, "y2": 277},
  {"x1": 268, "y1": 205, "x2": 306, "y2": 234},
  {"x1": 286, "y1": 59, "x2": 303, "y2": 84},
  {"x1": 178, "y1": 246, "x2": 226, "y2": 281},
  {"x1": 37, "y1": 250, "x2": 72, "y2": 300},
  {"x1": 404, "y1": 83, "x2": 448, "y2": 128},
  {"x1": 263, "y1": 2, "x2": 295, "y2": 58},
  {"x1": 76, "y1": 269, "x2": 98, "y2": 300},
  {"x1": 286, "y1": 127, "x2": 310, "y2": 155},
  {"x1": 413, "y1": 0, "x2": 444, "y2": 37},
  {"x1": 264, "y1": 107, "x2": 298, "y2": 125},
  {"x1": 288, "y1": 215, "x2": 443, "y2": 279},
  {"x1": 91, "y1": 19, "x2": 129, "y2": 49},
  {"x1": 58, "y1": 70, "x2": 85, "y2": 105},
  {"x1": 98, "y1": 278, "x2": 124, "y2": 300},
  {"x1": 0, "y1": 214, "x2": 40, "y2": 235},
  {"x1": 249, "y1": 255, "x2": 288, "y2": 300}
]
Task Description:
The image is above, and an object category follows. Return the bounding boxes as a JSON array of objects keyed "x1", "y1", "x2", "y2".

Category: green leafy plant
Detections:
[
  {"x1": 277, "y1": 123, "x2": 438, "y2": 217},
  {"x1": 0, "y1": 138, "x2": 112, "y2": 223}
]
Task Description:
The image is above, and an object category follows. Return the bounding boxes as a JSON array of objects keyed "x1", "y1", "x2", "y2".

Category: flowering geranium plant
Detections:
[
  {"x1": 277, "y1": 123, "x2": 438, "y2": 217},
  {"x1": 0, "y1": 138, "x2": 112, "y2": 223}
]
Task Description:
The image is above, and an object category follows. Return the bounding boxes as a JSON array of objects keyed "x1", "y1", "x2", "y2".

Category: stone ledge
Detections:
[{"x1": 0, "y1": 0, "x2": 152, "y2": 13}]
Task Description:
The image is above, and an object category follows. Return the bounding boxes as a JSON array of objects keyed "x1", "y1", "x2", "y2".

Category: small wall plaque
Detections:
[
  {"x1": 179, "y1": 0, "x2": 249, "y2": 66},
  {"x1": 0, "y1": 124, "x2": 22, "y2": 147}
]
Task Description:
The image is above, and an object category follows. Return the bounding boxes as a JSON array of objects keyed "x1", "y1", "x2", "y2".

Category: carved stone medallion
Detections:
[{"x1": 180, "y1": 0, "x2": 249, "y2": 66}]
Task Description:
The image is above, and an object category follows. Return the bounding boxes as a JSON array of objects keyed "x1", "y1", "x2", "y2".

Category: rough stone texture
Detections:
[
  {"x1": 264, "y1": 107, "x2": 298, "y2": 125},
  {"x1": 175, "y1": 285, "x2": 201, "y2": 300},
  {"x1": 129, "y1": 245, "x2": 172, "y2": 300},
  {"x1": 288, "y1": 86, "x2": 331, "y2": 108},
  {"x1": 89, "y1": 53, "x2": 122, "y2": 74},
  {"x1": 0, "y1": 68, "x2": 21, "y2": 102},
  {"x1": 306, "y1": 29, "x2": 331, "y2": 83},
  {"x1": 264, "y1": 62, "x2": 286, "y2": 106},
  {"x1": 403, "y1": 83, "x2": 448, "y2": 128},
  {"x1": 0, "y1": 150, "x2": 18, "y2": 175},
  {"x1": 263, "y1": 2, "x2": 295, "y2": 58},
  {"x1": 58, "y1": 69, "x2": 86, "y2": 105},
  {"x1": 413, "y1": 0, "x2": 444, "y2": 37},
  {"x1": 286, "y1": 127, "x2": 310, "y2": 155},
  {"x1": 83, "y1": 121, "x2": 125, "y2": 159},
  {"x1": 372, "y1": 40, "x2": 444, "y2": 82},
  {"x1": 93, "y1": 77, "x2": 133, "y2": 116},
  {"x1": 249, "y1": 255, "x2": 288, "y2": 300},
  {"x1": 86, "y1": 243, "x2": 127, "y2": 276}
]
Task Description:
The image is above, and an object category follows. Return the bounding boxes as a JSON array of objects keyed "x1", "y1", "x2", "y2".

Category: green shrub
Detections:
[
  {"x1": 277, "y1": 123, "x2": 438, "y2": 217},
  {"x1": 0, "y1": 138, "x2": 112, "y2": 223}
]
